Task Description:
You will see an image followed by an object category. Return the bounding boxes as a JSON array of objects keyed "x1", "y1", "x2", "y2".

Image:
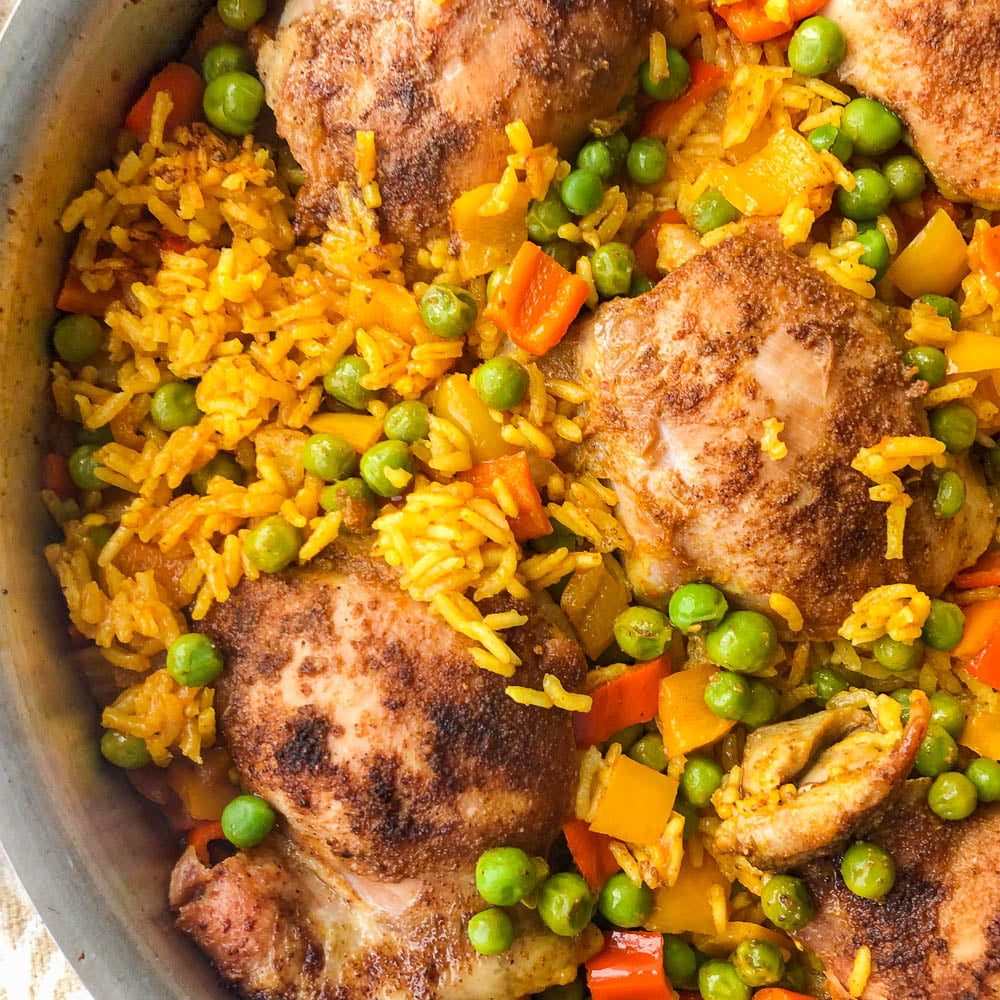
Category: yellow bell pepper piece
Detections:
[
  {"x1": 307, "y1": 412, "x2": 383, "y2": 453},
  {"x1": 658, "y1": 662, "x2": 737, "y2": 758},
  {"x1": 711, "y1": 127, "x2": 832, "y2": 217},
  {"x1": 887, "y1": 210, "x2": 969, "y2": 298},
  {"x1": 692, "y1": 922, "x2": 793, "y2": 959},
  {"x1": 947, "y1": 331, "x2": 1000, "y2": 375},
  {"x1": 589, "y1": 754, "x2": 679, "y2": 845},
  {"x1": 647, "y1": 851, "x2": 730, "y2": 936},
  {"x1": 450, "y1": 182, "x2": 532, "y2": 280},
  {"x1": 560, "y1": 555, "x2": 631, "y2": 660},
  {"x1": 432, "y1": 373, "x2": 514, "y2": 463},
  {"x1": 347, "y1": 279, "x2": 426, "y2": 341},
  {"x1": 959, "y1": 708, "x2": 1000, "y2": 760}
]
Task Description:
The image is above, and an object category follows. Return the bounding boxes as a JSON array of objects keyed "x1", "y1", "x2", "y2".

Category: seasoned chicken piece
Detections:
[
  {"x1": 825, "y1": 0, "x2": 1000, "y2": 206},
  {"x1": 795, "y1": 781, "x2": 1000, "y2": 1000},
  {"x1": 256, "y1": 0, "x2": 672, "y2": 248},
  {"x1": 571, "y1": 224, "x2": 995, "y2": 638},
  {"x1": 715, "y1": 690, "x2": 930, "y2": 869},
  {"x1": 183, "y1": 543, "x2": 596, "y2": 998},
  {"x1": 171, "y1": 834, "x2": 600, "y2": 1000}
]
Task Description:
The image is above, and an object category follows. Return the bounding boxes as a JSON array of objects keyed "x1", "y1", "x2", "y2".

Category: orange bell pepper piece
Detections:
[
  {"x1": 187, "y1": 821, "x2": 227, "y2": 866},
  {"x1": 589, "y1": 754, "x2": 679, "y2": 845},
  {"x1": 459, "y1": 451, "x2": 551, "y2": 542},
  {"x1": 959, "y1": 708, "x2": 1000, "y2": 760},
  {"x1": 125, "y1": 62, "x2": 205, "y2": 142},
  {"x1": 574, "y1": 654, "x2": 672, "y2": 747},
  {"x1": 976, "y1": 224, "x2": 1000, "y2": 288},
  {"x1": 563, "y1": 817, "x2": 620, "y2": 892},
  {"x1": 955, "y1": 550, "x2": 1000, "y2": 589},
  {"x1": 483, "y1": 241, "x2": 590, "y2": 356},
  {"x1": 658, "y1": 662, "x2": 737, "y2": 758},
  {"x1": 641, "y1": 59, "x2": 728, "y2": 141},
  {"x1": 632, "y1": 210, "x2": 685, "y2": 279},
  {"x1": 56, "y1": 271, "x2": 117, "y2": 318},
  {"x1": 42, "y1": 453, "x2": 76, "y2": 500},
  {"x1": 587, "y1": 930, "x2": 676, "y2": 1000},
  {"x1": 753, "y1": 991, "x2": 815, "y2": 1000},
  {"x1": 953, "y1": 598, "x2": 1000, "y2": 662},
  {"x1": 647, "y1": 851, "x2": 729, "y2": 935},
  {"x1": 713, "y1": 0, "x2": 826, "y2": 42}
]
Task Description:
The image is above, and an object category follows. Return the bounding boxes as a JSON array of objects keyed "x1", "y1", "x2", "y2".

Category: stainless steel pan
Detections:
[{"x1": 0, "y1": 2, "x2": 228, "y2": 996}]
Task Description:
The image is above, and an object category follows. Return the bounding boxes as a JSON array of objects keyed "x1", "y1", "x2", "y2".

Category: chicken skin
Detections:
[
  {"x1": 795, "y1": 781, "x2": 1000, "y2": 1000},
  {"x1": 571, "y1": 224, "x2": 995, "y2": 638},
  {"x1": 179, "y1": 543, "x2": 595, "y2": 998},
  {"x1": 256, "y1": 0, "x2": 672, "y2": 248},
  {"x1": 825, "y1": 0, "x2": 1000, "y2": 206}
]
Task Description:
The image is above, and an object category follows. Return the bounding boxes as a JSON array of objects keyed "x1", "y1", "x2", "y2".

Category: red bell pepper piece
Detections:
[
  {"x1": 563, "y1": 818, "x2": 620, "y2": 892},
  {"x1": 574, "y1": 654, "x2": 671, "y2": 747},
  {"x1": 641, "y1": 59, "x2": 728, "y2": 142},
  {"x1": 713, "y1": 0, "x2": 827, "y2": 42},
  {"x1": 632, "y1": 210, "x2": 685, "y2": 280},
  {"x1": 955, "y1": 550, "x2": 1000, "y2": 589},
  {"x1": 586, "y1": 930, "x2": 676, "y2": 1000}
]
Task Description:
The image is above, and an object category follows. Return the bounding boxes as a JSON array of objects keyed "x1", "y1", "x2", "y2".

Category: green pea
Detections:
[
  {"x1": 917, "y1": 294, "x2": 961, "y2": 327},
  {"x1": 639, "y1": 48, "x2": 691, "y2": 101},
  {"x1": 760, "y1": 874, "x2": 814, "y2": 931},
  {"x1": 472, "y1": 357, "x2": 529, "y2": 410},
  {"x1": 384, "y1": 400, "x2": 430, "y2": 443},
  {"x1": 922, "y1": 599, "x2": 965, "y2": 652},
  {"x1": 681, "y1": 755, "x2": 724, "y2": 808},
  {"x1": 928, "y1": 402, "x2": 977, "y2": 453},
  {"x1": 324, "y1": 355, "x2": 375, "y2": 410},
  {"x1": 467, "y1": 907, "x2": 515, "y2": 955},
  {"x1": 668, "y1": 582, "x2": 729, "y2": 633},
  {"x1": 856, "y1": 228, "x2": 890, "y2": 282},
  {"x1": 221, "y1": 793, "x2": 276, "y2": 847},
  {"x1": 243, "y1": 515, "x2": 300, "y2": 573},
  {"x1": 360, "y1": 440, "x2": 413, "y2": 497},
  {"x1": 873, "y1": 635, "x2": 923, "y2": 672},
  {"x1": 487, "y1": 265, "x2": 510, "y2": 301},
  {"x1": 627, "y1": 731, "x2": 668, "y2": 772},
  {"x1": 53, "y1": 314, "x2": 104, "y2": 363},
  {"x1": 76, "y1": 423, "x2": 113, "y2": 446},
  {"x1": 690, "y1": 188, "x2": 739, "y2": 235},
  {"x1": 277, "y1": 146, "x2": 306, "y2": 190},
  {"x1": 840, "y1": 841, "x2": 895, "y2": 900},
  {"x1": 151, "y1": 381, "x2": 201, "y2": 432},
  {"x1": 217, "y1": 0, "x2": 267, "y2": 31},
  {"x1": 629, "y1": 269, "x2": 655, "y2": 297},
  {"x1": 933, "y1": 469, "x2": 966, "y2": 519},
  {"x1": 591, "y1": 242, "x2": 636, "y2": 299},
  {"x1": 663, "y1": 935, "x2": 699, "y2": 990},
  {"x1": 807, "y1": 124, "x2": 853, "y2": 163},
  {"x1": 609, "y1": 723, "x2": 646, "y2": 752},
  {"x1": 966, "y1": 757, "x2": 1000, "y2": 802},
  {"x1": 192, "y1": 453, "x2": 245, "y2": 495},
  {"x1": 532, "y1": 519, "x2": 579, "y2": 554},
  {"x1": 100, "y1": 729, "x2": 151, "y2": 770},
  {"x1": 301, "y1": 433, "x2": 356, "y2": 482},
  {"x1": 202, "y1": 42, "x2": 254, "y2": 84},
  {"x1": 987, "y1": 446, "x2": 1000, "y2": 484},
  {"x1": 733, "y1": 939, "x2": 785, "y2": 987},
  {"x1": 836, "y1": 168, "x2": 893, "y2": 221},
  {"x1": 883, "y1": 154, "x2": 927, "y2": 203},
  {"x1": 890, "y1": 688, "x2": 913, "y2": 725},
  {"x1": 704, "y1": 669, "x2": 752, "y2": 721},
  {"x1": 604, "y1": 133, "x2": 630, "y2": 173},
  {"x1": 89, "y1": 524, "x2": 115, "y2": 552},
  {"x1": 68, "y1": 444, "x2": 107, "y2": 491},
  {"x1": 166, "y1": 632, "x2": 224, "y2": 687},
  {"x1": 560, "y1": 168, "x2": 605, "y2": 215},
  {"x1": 537, "y1": 871, "x2": 594, "y2": 937},
  {"x1": 541, "y1": 239, "x2": 580, "y2": 271},
  {"x1": 929, "y1": 690, "x2": 966, "y2": 739},
  {"x1": 811, "y1": 666, "x2": 849, "y2": 705},
  {"x1": 841, "y1": 97, "x2": 904, "y2": 157},
  {"x1": 476, "y1": 846, "x2": 538, "y2": 906},
  {"x1": 597, "y1": 871, "x2": 654, "y2": 928},
  {"x1": 576, "y1": 140, "x2": 616, "y2": 181},
  {"x1": 903, "y1": 346, "x2": 947, "y2": 387},
  {"x1": 536, "y1": 979, "x2": 586, "y2": 1000},
  {"x1": 203, "y1": 71, "x2": 264, "y2": 136},
  {"x1": 742, "y1": 679, "x2": 780, "y2": 728},
  {"x1": 674, "y1": 797, "x2": 700, "y2": 838},
  {"x1": 928, "y1": 771, "x2": 978, "y2": 821},
  {"x1": 527, "y1": 189, "x2": 573, "y2": 242},
  {"x1": 788, "y1": 16, "x2": 846, "y2": 76},
  {"x1": 613, "y1": 605, "x2": 672, "y2": 661},
  {"x1": 698, "y1": 959, "x2": 750, "y2": 1000},
  {"x1": 626, "y1": 137, "x2": 668, "y2": 186},
  {"x1": 705, "y1": 611, "x2": 778, "y2": 674},
  {"x1": 916, "y1": 723, "x2": 959, "y2": 777},
  {"x1": 319, "y1": 477, "x2": 376, "y2": 532},
  {"x1": 419, "y1": 283, "x2": 478, "y2": 340}
]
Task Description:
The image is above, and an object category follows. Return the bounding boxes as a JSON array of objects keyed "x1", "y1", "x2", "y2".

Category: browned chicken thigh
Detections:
[
  {"x1": 794, "y1": 781, "x2": 1000, "y2": 1000},
  {"x1": 825, "y1": 0, "x2": 1000, "y2": 206},
  {"x1": 170, "y1": 544, "x2": 596, "y2": 999},
  {"x1": 570, "y1": 224, "x2": 994, "y2": 638},
  {"x1": 256, "y1": 0, "x2": 673, "y2": 247}
]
